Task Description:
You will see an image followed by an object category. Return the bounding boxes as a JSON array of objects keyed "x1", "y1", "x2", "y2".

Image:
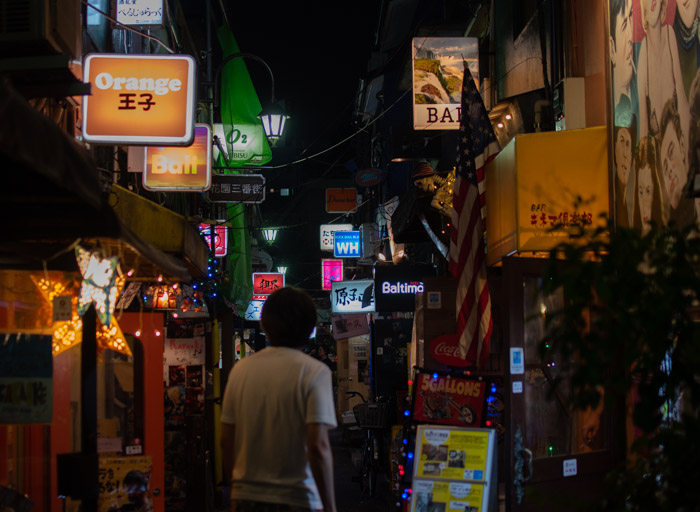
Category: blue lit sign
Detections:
[{"x1": 333, "y1": 230, "x2": 362, "y2": 258}]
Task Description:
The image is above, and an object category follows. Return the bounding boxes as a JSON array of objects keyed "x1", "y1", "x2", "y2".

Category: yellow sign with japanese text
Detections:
[
  {"x1": 485, "y1": 126, "x2": 609, "y2": 266},
  {"x1": 83, "y1": 54, "x2": 196, "y2": 145},
  {"x1": 410, "y1": 426, "x2": 496, "y2": 512},
  {"x1": 411, "y1": 479, "x2": 485, "y2": 512},
  {"x1": 415, "y1": 427, "x2": 490, "y2": 481},
  {"x1": 97, "y1": 456, "x2": 153, "y2": 512}
]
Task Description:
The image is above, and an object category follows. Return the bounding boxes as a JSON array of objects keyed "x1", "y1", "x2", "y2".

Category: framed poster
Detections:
[{"x1": 411, "y1": 371, "x2": 487, "y2": 427}]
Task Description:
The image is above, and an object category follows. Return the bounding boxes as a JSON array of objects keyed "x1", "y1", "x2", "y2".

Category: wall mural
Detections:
[{"x1": 610, "y1": 0, "x2": 700, "y2": 231}]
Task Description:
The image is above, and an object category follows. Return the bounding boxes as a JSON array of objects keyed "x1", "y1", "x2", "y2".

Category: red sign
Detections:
[
  {"x1": 429, "y1": 334, "x2": 471, "y2": 367},
  {"x1": 412, "y1": 372, "x2": 486, "y2": 427},
  {"x1": 252, "y1": 273, "x2": 284, "y2": 295},
  {"x1": 198, "y1": 223, "x2": 227, "y2": 257}
]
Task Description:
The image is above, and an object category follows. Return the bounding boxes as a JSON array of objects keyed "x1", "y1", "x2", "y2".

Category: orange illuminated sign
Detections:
[
  {"x1": 82, "y1": 53, "x2": 196, "y2": 145},
  {"x1": 143, "y1": 124, "x2": 211, "y2": 191},
  {"x1": 325, "y1": 188, "x2": 357, "y2": 213}
]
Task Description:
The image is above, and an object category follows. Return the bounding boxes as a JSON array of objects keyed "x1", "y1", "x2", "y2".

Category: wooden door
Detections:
[
  {"x1": 503, "y1": 258, "x2": 616, "y2": 511},
  {"x1": 119, "y1": 313, "x2": 165, "y2": 512}
]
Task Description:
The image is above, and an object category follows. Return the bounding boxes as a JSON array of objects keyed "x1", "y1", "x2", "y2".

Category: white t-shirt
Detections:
[{"x1": 220, "y1": 346, "x2": 337, "y2": 509}]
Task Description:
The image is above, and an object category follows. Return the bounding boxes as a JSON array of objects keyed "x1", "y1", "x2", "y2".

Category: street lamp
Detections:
[
  {"x1": 214, "y1": 52, "x2": 290, "y2": 146},
  {"x1": 261, "y1": 228, "x2": 278, "y2": 244}
]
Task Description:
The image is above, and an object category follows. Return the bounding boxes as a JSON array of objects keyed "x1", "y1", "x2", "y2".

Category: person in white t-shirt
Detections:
[{"x1": 220, "y1": 287, "x2": 338, "y2": 512}]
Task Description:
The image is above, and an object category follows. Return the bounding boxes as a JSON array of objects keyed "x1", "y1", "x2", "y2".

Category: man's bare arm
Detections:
[
  {"x1": 220, "y1": 422, "x2": 236, "y2": 486},
  {"x1": 306, "y1": 423, "x2": 337, "y2": 512}
]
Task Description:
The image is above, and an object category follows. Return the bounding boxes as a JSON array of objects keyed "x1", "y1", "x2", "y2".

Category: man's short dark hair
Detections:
[{"x1": 261, "y1": 287, "x2": 317, "y2": 347}]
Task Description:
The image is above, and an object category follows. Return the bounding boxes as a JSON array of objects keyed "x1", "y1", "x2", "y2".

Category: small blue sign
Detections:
[{"x1": 334, "y1": 230, "x2": 362, "y2": 258}]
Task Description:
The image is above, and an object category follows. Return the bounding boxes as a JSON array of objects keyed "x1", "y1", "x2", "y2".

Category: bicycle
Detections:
[{"x1": 346, "y1": 391, "x2": 389, "y2": 498}]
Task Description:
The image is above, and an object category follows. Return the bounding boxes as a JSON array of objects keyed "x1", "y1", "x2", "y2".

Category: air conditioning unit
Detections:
[
  {"x1": 553, "y1": 77, "x2": 586, "y2": 131},
  {"x1": 0, "y1": 0, "x2": 81, "y2": 59}
]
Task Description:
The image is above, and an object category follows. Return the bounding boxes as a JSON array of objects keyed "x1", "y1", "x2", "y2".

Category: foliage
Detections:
[{"x1": 539, "y1": 219, "x2": 700, "y2": 511}]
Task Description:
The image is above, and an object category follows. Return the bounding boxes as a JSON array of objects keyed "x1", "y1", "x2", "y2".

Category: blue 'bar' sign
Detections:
[{"x1": 334, "y1": 230, "x2": 362, "y2": 258}]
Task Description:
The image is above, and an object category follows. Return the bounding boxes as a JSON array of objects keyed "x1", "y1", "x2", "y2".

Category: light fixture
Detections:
[
  {"x1": 277, "y1": 266, "x2": 287, "y2": 274},
  {"x1": 505, "y1": 113, "x2": 513, "y2": 120},
  {"x1": 262, "y1": 228, "x2": 278, "y2": 243},
  {"x1": 214, "y1": 52, "x2": 289, "y2": 145},
  {"x1": 258, "y1": 101, "x2": 289, "y2": 146}
]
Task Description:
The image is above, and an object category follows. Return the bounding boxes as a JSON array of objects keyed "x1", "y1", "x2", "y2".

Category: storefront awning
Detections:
[
  {"x1": 0, "y1": 79, "x2": 205, "y2": 282},
  {"x1": 485, "y1": 126, "x2": 609, "y2": 266}
]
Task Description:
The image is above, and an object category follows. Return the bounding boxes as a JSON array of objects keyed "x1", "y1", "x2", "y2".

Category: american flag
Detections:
[{"x1": 449, "y1": 62, "x2": 500, "y2": 368}]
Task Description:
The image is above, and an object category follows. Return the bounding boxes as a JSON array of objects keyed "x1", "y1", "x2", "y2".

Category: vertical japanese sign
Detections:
[
  {"x1": 0, "y1": 335, "x2": 53, "y2": 424},
  {"x1": 252, "y1": 272, "x2": 285, "y2": 295},
  {"x1": 143, "y1": 124, "x2": 212, "y2": 191},
  {"x1": 321, "y1": 259, "x2": 343, "y2": 290},
  {"x1": 244, "y1": 295, "x2": 267, "y2": 321},
  {"x1": 412, "y1": 37, "x2": 479, "y2": 130},
  {"x1": 83, "y1": 53, "x2": 196, "y2": 145},
  {"x1": 115, "y1": 0, "x2": 163, "y2": 26},
  {"x1": 330, "y1": 280, "x2": 375, "y2": 313}
]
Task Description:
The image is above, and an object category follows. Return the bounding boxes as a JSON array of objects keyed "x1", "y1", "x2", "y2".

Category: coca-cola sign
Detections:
[{"x1": 429, "y1": 333, "x2": 470, "y2": 367}]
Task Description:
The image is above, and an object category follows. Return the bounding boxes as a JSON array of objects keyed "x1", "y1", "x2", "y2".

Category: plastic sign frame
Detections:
[
  {"x1": 334, "y1": 231, "x2": 362, "y2": 258},
  {"x1": 82, "y1": 53, "x2": 196, "y2": 145},
  {"x1": 252, "y1": 272, "x2": 285, "y2": 296},
  {"x1": 143, "y1": 124, "x2": 212, "y2": 192},
  {"x1": 330, "y1": 280, "x2": 375, "y2": 314},
  {"x1": 198, "y1": 223, "x2": 228, "y2": 257},
  {"x1": 321, "y1": 259, "x2": 343, "y2": 290},
  {"x1": 320, "y1": 224, "x2": 353, "y2": 252}
]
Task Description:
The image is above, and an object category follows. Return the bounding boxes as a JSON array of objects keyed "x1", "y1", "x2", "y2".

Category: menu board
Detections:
[
  {"x1": 412, "y1": 480, "x2": 484, "y2": 512},
  {"x1": 410, "y1": 425, "x2": 496, "y2": 512}
]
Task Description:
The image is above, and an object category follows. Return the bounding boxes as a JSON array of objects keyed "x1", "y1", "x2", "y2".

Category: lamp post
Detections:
[
  {"x1": 261, "y1": 228, "x2": 278, "y2": 244},
  {"x1": 214, "y1": 52, "x2": 289, "y2": 145}
]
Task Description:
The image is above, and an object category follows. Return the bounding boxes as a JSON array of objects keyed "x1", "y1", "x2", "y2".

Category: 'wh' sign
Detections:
[{"x1": 334, "y1": 231, "x2": 362, "y2": 258}]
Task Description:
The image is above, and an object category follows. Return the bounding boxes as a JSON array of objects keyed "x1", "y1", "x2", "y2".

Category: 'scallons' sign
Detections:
[
  {"x1": 143, "y1": 124, "x2": 211, "y2": 191},
  {"x1": 252, "y1": 273, "x2": 284, "y2": 295},
  {"x1": 325, "y1": 188, "x2": 357, "y2": 212},
  {"x1": 412, "y1": 371, "x2": 486, "y2": 427},
  {"x1": 82, "y1": 53, "x2": 196, "y2": 145}
]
